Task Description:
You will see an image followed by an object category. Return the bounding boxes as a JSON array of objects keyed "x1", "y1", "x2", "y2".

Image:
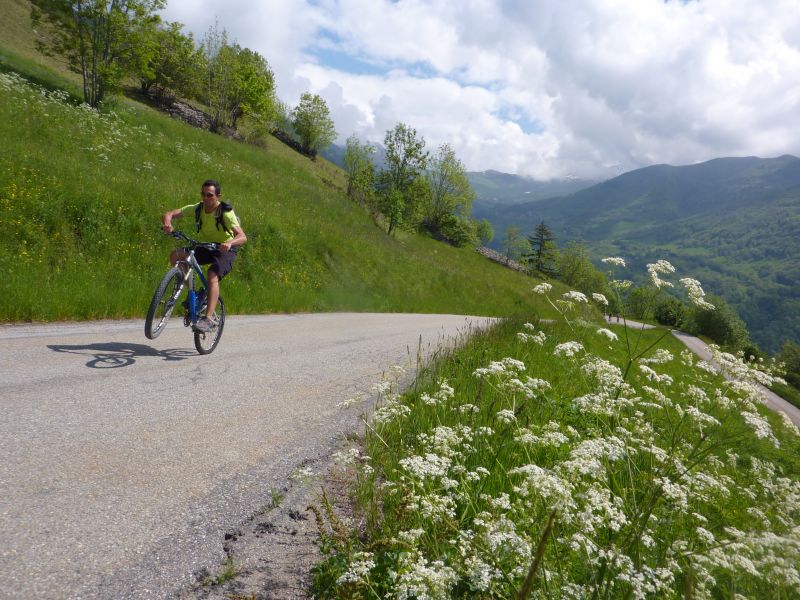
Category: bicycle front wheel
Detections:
[
  {"x1": 194, "y1": 296, "x2": 225, "y2": 354},
  {"x1": 145, "y1": 267, "x2": 184, "y2": 339}
]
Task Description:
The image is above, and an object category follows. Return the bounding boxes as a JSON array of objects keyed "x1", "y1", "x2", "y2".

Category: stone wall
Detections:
[{"x1": 476, "y1": 246, "x2": 529, "y2": 274}]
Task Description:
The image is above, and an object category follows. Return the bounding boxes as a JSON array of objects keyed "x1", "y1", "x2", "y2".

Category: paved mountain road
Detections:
[{"x1": 0, "y1": 313, "x2": 493, "y2": 599}]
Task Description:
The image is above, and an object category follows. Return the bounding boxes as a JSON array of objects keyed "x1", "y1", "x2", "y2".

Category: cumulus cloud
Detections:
[{"x1": 160, "y1": 0, "x2": 800, "y2": 180}]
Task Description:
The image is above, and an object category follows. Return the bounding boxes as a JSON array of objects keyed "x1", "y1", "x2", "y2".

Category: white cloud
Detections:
[{"x1": 160, "y1": 0, "x2": 800, "y2": 180}]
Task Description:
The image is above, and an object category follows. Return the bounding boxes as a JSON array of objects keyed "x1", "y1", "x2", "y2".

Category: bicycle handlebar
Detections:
[{"x1": 169, "y1": 230, "x2": 218, "y2": 251}]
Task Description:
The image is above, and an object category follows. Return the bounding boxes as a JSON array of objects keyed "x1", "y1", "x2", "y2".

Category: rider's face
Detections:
[{"x1": 201, "y1": 185, "x2": 219, "y2": 208}]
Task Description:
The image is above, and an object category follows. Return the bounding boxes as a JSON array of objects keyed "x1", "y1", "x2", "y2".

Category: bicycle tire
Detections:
[
  {"x1": 194, "y1": 296, "x2": 225, "y2": 354},
  {"x1": 144, "y1": 267, "x2": 184, "y2": 339}
]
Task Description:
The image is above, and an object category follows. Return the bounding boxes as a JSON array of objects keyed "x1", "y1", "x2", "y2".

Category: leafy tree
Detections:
[
  {"x1": 557, "y1": 241, "x2": 606, "y2": 294},
  {"x1": 687, "y1": 294, "x2": 750, "y2": 350},
  {"x1": 524, "y1": 221, "x2": 558, "y2": 276},
  {"x1": 31, "y1": 0, "x2": 165, "y2": 107},
  {"x1": 778, "y1": 341, "x2": 800, "y2": 389},
  {"x1": 292, "y1": 92, "x2": 337, "y2": 157},
  {"x1": 502, "y1": 225, "x2": 528, "y2": 263},
  {"x1": 201, "y1": 24, "x2": 277, "y2": 130},
  {"x1": 230, "y1": 48, "x2": 277, "y2": 128},
  {"x1": 422, "y1": 144, "x2": 475, "y2": 239},
  {"x1": 653, "y1": 295, "x2": 688, "y2": 327},
  {"x1": 439, "y1": 217, "x2": 479, "y2": 247},
  {"x1": 625, "y1": 286, "x2": 659, "y2": 321},
  {"x1": 377, "y1": 123, "x2": 428, "y2": 235},
  {"x1": 343, "y1": 135, "x2": 376, "y2": 206},
  {"x1": 476, "y1": 219, "x2": 494, "y2": 246},
  {"x1": 137, "y1": 21, "x2": 203, "y2": 102}
]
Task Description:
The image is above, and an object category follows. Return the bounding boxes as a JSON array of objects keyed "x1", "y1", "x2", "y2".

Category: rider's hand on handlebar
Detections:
[{"x1": 162, "y1": 223, "x2": 174, "y2": 234}]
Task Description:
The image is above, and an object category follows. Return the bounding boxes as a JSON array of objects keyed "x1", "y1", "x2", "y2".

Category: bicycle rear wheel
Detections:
[
  {"x1": 145, "y1": 267, "x2": 184, "y2": 339},
  {"x1": 194, "y1": 296, "x2": 225, "y2": 354}
]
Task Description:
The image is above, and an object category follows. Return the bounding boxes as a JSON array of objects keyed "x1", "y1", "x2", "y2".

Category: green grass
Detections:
[
  {"x1": 0, "y1": 65, "x2": 565, "y2": 322},
  {"x1": 773, "y1": 382, "x2": 800, "y2": 409},
  {"x1": 312, "y1": 310, "x2": 800, "y2": 598}
]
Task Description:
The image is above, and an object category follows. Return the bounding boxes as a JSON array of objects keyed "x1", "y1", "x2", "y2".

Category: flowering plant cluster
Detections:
[{"x1": 314, "y1": 262, "x2": 800, "y2": 599}]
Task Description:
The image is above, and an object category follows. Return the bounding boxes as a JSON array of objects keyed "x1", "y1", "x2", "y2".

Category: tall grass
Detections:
[
  {"x1": 0, "y1": 69, "x2": 562, "y2": 322},
  {"x1": 312, "y1": 269, "x2": 800, "y2": 599}
]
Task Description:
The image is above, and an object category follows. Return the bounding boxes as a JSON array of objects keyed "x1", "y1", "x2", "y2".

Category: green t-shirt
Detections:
[{"x1": 180, "y1": 203, "x2": 241, "y2": 243}]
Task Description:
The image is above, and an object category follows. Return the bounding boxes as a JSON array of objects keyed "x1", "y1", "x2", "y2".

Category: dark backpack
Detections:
[{"x1": 195, "y1": 201, "x2": 234, "y2": 235}]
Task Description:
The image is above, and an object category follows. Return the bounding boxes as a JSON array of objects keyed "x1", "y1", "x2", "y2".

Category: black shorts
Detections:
[{"x1": 192, "y1": 246, "x2": 237, "y2": 280}]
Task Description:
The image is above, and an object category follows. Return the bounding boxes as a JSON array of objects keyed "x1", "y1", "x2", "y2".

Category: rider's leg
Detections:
[
  {"x1": 170, "y1": 249, "x2": 190, "y2": 276},
  {"x1": 206, "y1": 269, "x2": 220, "y2": 319}
]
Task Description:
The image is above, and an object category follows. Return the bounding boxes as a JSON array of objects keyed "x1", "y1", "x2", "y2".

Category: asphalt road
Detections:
[
  {"x1": 603, "y1": 317, "x2": 800, "y2": 427},
  {"x1": 672, "y1": 330, "x2": 800, "y2": 427},
  {"x1": 0, "y1": 313, "x2": 494, "y2": 599}
]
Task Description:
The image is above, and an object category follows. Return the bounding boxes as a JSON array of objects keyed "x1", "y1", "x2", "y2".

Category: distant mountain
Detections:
[
  {"x1": 474, "y1": 156, "x2": 800, "y2": 353},
  {"x1": 320, "y1": 146, "x2": 598, "y2": 204},
  {"x1": 469, "y1": 170, "x2": 598, "y2": 205}
]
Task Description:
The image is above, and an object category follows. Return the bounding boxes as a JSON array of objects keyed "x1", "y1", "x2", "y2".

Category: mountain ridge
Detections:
[{"x1": 473, "y1": 155, "x2": 800, "y2": 353}]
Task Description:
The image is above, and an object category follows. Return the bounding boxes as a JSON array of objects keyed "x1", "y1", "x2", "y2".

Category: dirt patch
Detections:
[{"x1": 176, "y1": 445, "x2": 359, "y2": 600}]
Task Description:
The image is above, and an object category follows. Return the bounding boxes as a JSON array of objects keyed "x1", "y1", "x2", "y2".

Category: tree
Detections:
[
  {"x1": 377, "y1": 123, "x2": 429, "y2": 235},
  {"x1": 476, "y1": 219, "x2": 494, "y2": 246},
  {"x1": 687, "y1": 294, "x2": 750, "y2": 350},
  {"x1": 229, "y1": 48, "x2": 277, "y2": 128},
  {"x1": 502, "y1": 225, "x2": 528, "y2": 263},
  {"x1": 343, "y1": 135, "x2": 376, "y2": 203},
  {"x1": 137, "y1": 21, "x2": 203, "y2": 102},
  {"x1": 557, "y1": 241, "x2": 606, "y2": 294},
  {"x1": 422, "y1": 144, "x2": 475, "y2": 239},
  {"x1": 200, "y1": 24, "x2": 277, "y2": 130},
  {"x1": 31, "y1": 0, "x2": 165, "y2": 107},
  {"x1": 653, "y1": 295, "x2": 688, "y2": 327},
  {"x1": 524, "y1": 221, "x2": 558, "y2": 276},
  {"x1": 292, "y1": 92, "x2": 337, "y2": 158},
  {"x1": 778, "y1": 341, "x2": 800, "y2": 389}
]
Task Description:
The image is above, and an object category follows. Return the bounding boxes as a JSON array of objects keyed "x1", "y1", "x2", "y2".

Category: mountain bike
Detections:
[{"x1": 144, "y1": 231, "x2": 225, "y2": 354}]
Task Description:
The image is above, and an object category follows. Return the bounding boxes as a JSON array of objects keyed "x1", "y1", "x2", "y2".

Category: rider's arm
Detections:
[
  {"x1": 219, "y1": 226, "x2": 247, "y2": 252},
  {"x1": 162, "y1": 208, "x2": 184, "y2": 233}
]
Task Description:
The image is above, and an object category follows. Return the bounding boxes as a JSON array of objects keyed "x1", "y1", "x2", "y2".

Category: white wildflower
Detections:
[
  {"x1": 596, "y1": 328, "x2": 618, "y2": 341},
  {"x1": 602, "y1": 257, "x2": 626, "y2": 267},
  {"x1": 592, "y1": 292, "x2": 609, "y2": 305},
  {"x1": 532, "y1": 282, "x2": 553, "y2": 294},
  {"x1": 563, "y1": 291, "x2": 589, "y2": 303},
  {"x1": 680, "y1": 277, "x2": 715, "y2": 310},
  {"x1": 554, "y1": 341, "x2": 584, "y2": 357},
  {"x1": 393, "y1": 554, "x2": 458, "y2": 599},
  {"x1": 641, "y1": 349, "x2": 674, "y2": 364},
  {"x1": 337, "y1": 551, "x2": 375, "y2": 585},
  {"x1": 741, "y1": 411, "x2": 780, "y2": 447},
  {"x1": 496, "y1": 409, "x2": 517, "y2": 424}
]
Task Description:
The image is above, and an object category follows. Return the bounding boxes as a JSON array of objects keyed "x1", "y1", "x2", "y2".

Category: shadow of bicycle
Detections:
[{"x1": 48, "y1": 342, "x2": 196, "y2": 369}]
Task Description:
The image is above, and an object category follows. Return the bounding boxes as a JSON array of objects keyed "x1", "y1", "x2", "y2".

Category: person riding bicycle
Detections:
[{"x1": 161, "y1": 179, "x2": 247, "y2": 332}]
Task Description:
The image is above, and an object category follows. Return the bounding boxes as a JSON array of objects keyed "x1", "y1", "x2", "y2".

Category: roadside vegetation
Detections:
[{"x1": 312, "y1": 262, "x2": 800, "y2": 599}]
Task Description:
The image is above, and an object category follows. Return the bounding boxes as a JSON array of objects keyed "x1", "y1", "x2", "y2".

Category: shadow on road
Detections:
[{"x1": 48, "y1": 342, "x2": 195, "y2": 368}]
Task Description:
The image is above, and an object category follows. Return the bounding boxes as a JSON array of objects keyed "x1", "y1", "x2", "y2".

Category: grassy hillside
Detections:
[
  {"x1": 475, "y1": 156, "x2": 800, "y2": 352},
  {"x1": 0, "y1": 24, "x2": 560, "y2": 322}
]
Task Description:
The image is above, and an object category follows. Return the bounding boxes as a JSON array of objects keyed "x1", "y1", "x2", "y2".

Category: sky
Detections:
[{"x1": 159, "y1": 0, "x2": 800, "y2": 181}]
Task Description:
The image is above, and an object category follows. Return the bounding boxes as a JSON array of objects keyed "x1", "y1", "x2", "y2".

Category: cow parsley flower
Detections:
[
  {"x1": 532, "y1": 282, "x2": 553, "y2": 294},
  {"x1": 592, "y1": 292, "x2": 609, "y2": 305},
  {"x1": 596, "y1": 328, "x2": 618, "y2": 341},
  {"x1": 337, "y1": 551, "x2": 375, "y2": 585},
  {"x1": 563, "y1": 291, "x2": 589, "y2": 303},
  {"x1": 554, "y1": 341, "x2": 584, "y2": 357},
  {"x1": 680, "y1": 277, "x2": 715, "y2": 310},
  {"x1": 602, "y1": 257, "x2": 626, "y2": 267}
]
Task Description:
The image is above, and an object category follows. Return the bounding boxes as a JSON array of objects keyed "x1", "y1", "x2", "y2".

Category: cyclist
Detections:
[{"x1": 161, "y1": 179, "x2": 247, "y2": 332}]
